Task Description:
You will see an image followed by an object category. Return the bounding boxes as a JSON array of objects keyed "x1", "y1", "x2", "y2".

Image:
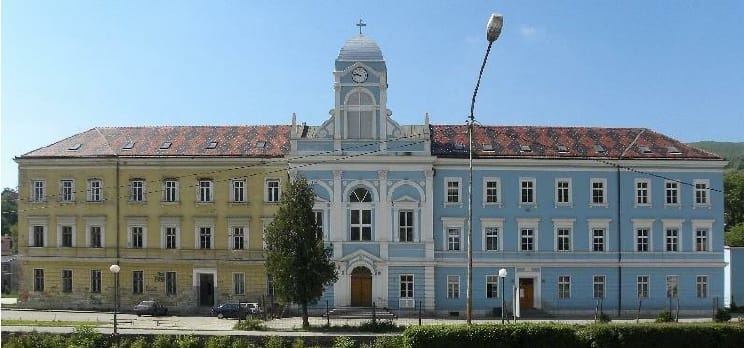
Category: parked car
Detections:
[
  {"x1": 133, "y1": 300, "x2": 168, "y2": 316},
  {"x1": 240, "y1": 302, "x2": 263, "y2": 315},
  {"x1": 211, "y1": 302, "x2": 247, "y2": 319}
]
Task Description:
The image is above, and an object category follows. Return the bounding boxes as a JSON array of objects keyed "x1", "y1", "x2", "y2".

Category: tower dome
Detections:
[{"x1": 337, "y1": 35, "x2": 384, "y2": 62}]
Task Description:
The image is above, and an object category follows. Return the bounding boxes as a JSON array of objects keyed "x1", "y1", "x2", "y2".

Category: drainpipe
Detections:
[{"x1": 116, "y1": 158, "x2": 120, "y2": 261}]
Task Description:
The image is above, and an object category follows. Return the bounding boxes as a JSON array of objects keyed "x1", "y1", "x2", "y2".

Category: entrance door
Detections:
[
  {"x1": 519, "y1": 278, "x2": 534, "y2": 309},
  {"x1": 350, "y1": 267, "x2": 372, "y2": 306},
  {"x1": 199, "y1": 273, "x2": 214, "y2": 307}
]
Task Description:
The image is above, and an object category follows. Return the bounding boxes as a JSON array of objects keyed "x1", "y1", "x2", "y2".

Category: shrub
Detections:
[
  {"x1": 265, "y1": 336, "x2": 285, "y2": 348},
  {"x1": 153, "y1": 334, "x2": 174, "y2": 348},
  {"x1": 403, "y1": 323, "x2": 580, "y2": 348},
  {"x1": 656, "y1": 310, "x2": 675, "y2": 323},
  {"x1": 291, "y1": 337, "x2": 306, "y2": 348},
  {"x1": 205, "y1": 335, "x2": 232, "y2": 348},
  {"x1": 126, "y1": 336, "x2": 150, "y2": 348},
  {"x1": 70, "y1": 324, "x2": 102, "y2": 348},
  {"x1": 714, "y1": 309, "x2": 732, "y2": 322},
  {"x1": 175, "y1": 335, "x2": 201, "y2": 348},
  {"x1": 369, "y1": 336, "x2": 403, "y2": 348},
  {"x1": 332, "y1": 336, "x2": 356, "y2": 348},
  {"x1": 234, "y1": 318, "x2": 266, "y2": 331},
  {"x1": 597, "y1": 313, "x2": 612, "y2": 323}
]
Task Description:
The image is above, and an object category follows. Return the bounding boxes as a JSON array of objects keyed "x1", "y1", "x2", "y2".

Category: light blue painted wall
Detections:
[
  {"x1": 387, "y1": 266, "x2": 426, "y2": 309},
  {"x1": 729, "y1": 248, "x2": 744, "y2": 306}
]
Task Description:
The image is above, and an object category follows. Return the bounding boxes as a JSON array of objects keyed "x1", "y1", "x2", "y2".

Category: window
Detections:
[
  {"x1": 90, "y1": 270, "x2": 101, "y2": 293},
  {"x1": 131, "y1": 226, "x2": 144, "y2": 249},
  {"x1": 447, "y1": 275, "x2": 460, "y2": 299},
  {"x1": 89, "y1": 226, "x2": 102, "y2": 248},
  {"x1": 33, "y1": 269, "x2": 44, "y2": 291},
  {"x1": 486, "y1": 275, "x2": 499, "y2": 298},
  {"x1": 592, "y1": 228, "x2": 605, "y2": 252},
  {"x1": 447, "y1": 227, "x2": 461, "y2": 251},
  {"x1": 163, "y1": 179, "x2": 178, "y2": 202},
  {"x1": 694, "y1": 180, "x2": 710, "y2": 206},
  {"x1": 130, "y1": 179, "x2": 145, "y2": 202},
  {"x1": 557, "y1": 228, "x2": 571, "y2": 252},
  {"x1": 520, "y1": 228, "x2": 535, "y2": 251},
  {"x1": 314, "y1": 211, "x2": 324, "y2": 239},
  {"x1": 62, "y1": 270, "x2": 72, "y2": 293},
  {"x1": 232, "y1": 226, "x2": 245, "y2": 250},
  {"x1": 132, "y1": 271, "x2": 144, "y2": 294},
  {"x1": 233, "y1": 273, "x2": 245, "y2": 295},
  {"x1": 445, "y1": 178, "x2": 461, "y2": 203},
  {"x1": 400, "y1": 275, "x2": 414, "y2": 299},
  {"x1": 345, "y1": 91, "x2": 375, "y2": 139},
  {"x1": 485, "y1": 227, "x2": 500, "y2": 251},
  {"x1": 484, "y1": 178, "x2": 501, "y2": 204},
  {"x1": 61, "y1": 226, "x2": 73, "y2": 247},
  {"x1": 166, "y1": 272, "x2": 177, "y2": 296},
  {"x1": 665, "y1": 181, "x2": 680, "y2": 206},
  {"x1": 637, "y1": 275, "x2": 649, "y2": 298},
  {"x1": 556, "y1": 179, "x2": 571, "y2": 205},
  {"x1": 696, "y1": 275, "x2": 708, "y2": 298},
  {"x1": 636, "y1": 228, "x2": 649, "y2": 252},
  {"x1": 665, "y1": 228, "x2": 679, "y2": 252},
  {"x1": 558, "y1": 275, "x2": 571, "y2": 299},
  {"x1": 666, "y1": 275, "x2": 679, "y2": 298},
  {"x1": 32, "y1": 225, "x2": 45, "y2": 247},
  {"x1": 87, "y1": 179, "x2": 102, "y2": 202},
  {"x1": 198, "y1": 179, "x2": 213, "y2": 202},
  {"x1": 200, "y1": 227, "x2": 212, "y2": 249},
  {"x1": 695, "y1": 228, "x2": 709, "y2": 252},
  {"x1": 32, "y1": 180, "x2": 46, "y2": 202},
  {"x1": 591, "y1": 179, "x2": 606, "y2": 205},
  {"x1": 635, "y1": 180, "x2": 650, "y2": 206},
  {"x1": 399, "y1": 210, "x2": 414, "y2": 242},
  {"x1": 165, "y1": 226, "x2": 178, "y2": 249},
  {"x1": 350, "y1": 209, "x2": 372, "y2": 241},
  {"x1": 231, "y1": 179, "x2": 246, "y2": 202},
  {"x1": 593, "y1": 275, "x2": 605, "y2": 298},
  {"x1": 265, "y1": 179, "x2": 280, "y2": 203},
  {"x1": 60, "y1": 179, "x2": 74, "y2": 202},
  {"x1": 520, "y1": 178, "x2": 535, "y2": 204}
]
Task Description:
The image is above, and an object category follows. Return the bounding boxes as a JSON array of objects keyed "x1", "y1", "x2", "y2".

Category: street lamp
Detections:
[
  {"x1": 466, "y1": 12, "x2": 503, "y2": 325},
  {"x1": 499, "y1": 268, "x2": 507, "y2": 324},
  {"x1": 109, "y1": 264, "x2": 120, "y2": 335}
]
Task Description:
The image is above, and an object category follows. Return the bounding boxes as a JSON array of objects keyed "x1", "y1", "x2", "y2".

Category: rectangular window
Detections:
[
  {"x1": 60, "y1": 179, "x2": 74, "y2": 202},
  {"x1": 665, "y1": 228, "x2": 679, "y2": 252},
  {"x1": 593, "y1": 275, "x2": 605, "y2": 298},
  {"x1": 32, "y1": 180, "x2": 46, "y2": 202},
  {"x1": 484, "y1": 179, "x2": 500, "y2": 204},
  {"x1": 694, "y1": 180, "x2": 709, "y2": 206},
  {"x1": 33, "y1": 225, "x2": 45, "y2": 247},
  {"x1": 636, "y1": 228, "x2": 649, "y2": 252},
  {"x1": 34, "y1": 269, "x2": 44, "y2": 292},
  {"x1": 556, "y1": 179, "x2": 571, "y2": 205},
  {"x1": 200, "y1": 227, "x2": 212, "y2": 249},
  {"x1": 520, "y1": 179, "x2": 535, "y2": 204},
  {"x1": 61, "y1": 226, "x2": 73, "y2": 247},
  {"x1": 400, "y1": 275, "x2": 414, "y2": 299},
  {"x1": 232, "y1": 179, "x2": 246, "y2": 202},
  {"x1": 447, "y1": 275, "x2": 460, "y2": 299},
  {"x1": 90, "y1": 226, "x2": 102, "y2": 248},
  {"x1": 130, "y1": 179, "x2": 145, "y2": 202},
  {"x1": 695, "y1": 228, "x2": 709, "y2": 252},
  {"x1": 665, "y1": 181, "x2": 679, "y2": 205},
  {"x1": 637, "y1": 275, "x2": 649, "y2": 298},
  {"x1": 88, "y1": 179, "x2": 102, "y2": 202},
  {"x1": 350, "y1": 209, "x2": 372, "y2": 241},
  {"x1": 266, "y1": 179, "x2": 280, "y2": 203},
  {"x1": 592, "y1": 228, "x2": 606, "y2": 252},
  {"x1": 198, "y1": 179, "x2": 213, "y2": 202},
  {"x1": 166, "y1": 272, "x2": 177, "y2": 296},
  {"x1": 636, "y1": 180, "x2": 650, "y2": 206},
  {"x1": 557, "y1": 228, "x2": 571, "y2": 251},
  {"x1": 132, "y1": 271, "x2": 144, "y2": 294},
  {"x1": 131, "y1": 226, "x2": 143, "y2": 249},
  {"x1": 520, "y1": 228, "x2": 534, "y2": 251},
  {"x1": 485, "y1": 227, "x2": 499, "y2": 251},
  {"x1": 447, "y1": 227, "x2": 461, "y2": 251},
  {"x1": 446, "y1": 179, "x2": 460, "y2": 203},
  {"x1": 90, "y1": 270, "x2": 101, "y2": 293},
  {"x1": 164, "y1": 180, "x2": 178, "y2": 202},
  {"x1": 165, "y1": 226, "x2": 178, "y2": 249},
  {"x1": 314, "y1": 211, "x2": 324, "y2": 239},
  {"x1": 591, "y1": 179, "x2": 606, "y2": 205},
  {"x1": 399, "y1": 211, "x2": 414, "y2": 242},
  {"x1": 696, "y1": 275, "x2": 708, "y2": 298},
  {"x1": 666, "y1": 275, "x2": 679, "y2": 298},
  {"x1": 232, "y1": 226, "x2": 245, "y2": 250},
  {"x1": 558, "y1": 275, "x2": 571, "y2": 299},
  {"x1": 486, "y1": 275, "x2": 499, "y2": 298},
  {"x1": 233, "y1": 273, "x2": 245, "y2": 295},
  {"x1": 62, "y1": 270, "x2": 73, "y2": 293}
]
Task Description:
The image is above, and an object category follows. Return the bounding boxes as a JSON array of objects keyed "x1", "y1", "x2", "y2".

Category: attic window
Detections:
[
  {"x1": 256, "y1": 141, "x2": 266, "y2": 148},
  {"x1": 638, "y1": 145, "x2": 653, "y2": 154},
  {"x1": 556, "y1": 145, "x2": 569, "y2": 153},
  {"x1": 159, "y1": 142, "x2": 172, "y2": 150},
  {"x1": 481, "y1": 144, "x2": 494, "y2": 151},
  {"x1": 68, "y1": 143, "x2": 82, "y2": 151},
  {"x1": 206, "y1": 141, "x2": 218, "y2": 149},
  {"x1": 667, "y1": 146, "x2": 682, "y2": 154},
  {"x1": 122, "y1": 141, "x2": 135, "y2": 150},
  {"x1": 594, "y1": 145, "x2": 607, "y2": 154},
  {"x1": 520, "y1": 145, "x2": 532, "y2": 152}
]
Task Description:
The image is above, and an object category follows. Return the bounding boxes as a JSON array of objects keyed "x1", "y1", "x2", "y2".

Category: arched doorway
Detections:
[{"x1": 350, "y1": 266, "x2": 372, "y2": 306}]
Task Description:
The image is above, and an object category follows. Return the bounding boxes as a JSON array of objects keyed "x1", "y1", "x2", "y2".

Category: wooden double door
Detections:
[
  {"x1": 350, "y1": 267, "x2": 372, "y2": 307},
  {"x1": 519, "y1": 278, "x2": 534, "y2": 309}
]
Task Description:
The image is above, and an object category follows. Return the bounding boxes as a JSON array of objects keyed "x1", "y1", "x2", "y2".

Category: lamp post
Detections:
[
  {"x1": 109, "y1": 264, "x2": 120, "y2": 335},
  {"x1": 466, "y1": 12, "x2": 503, "y2": 325},
  {"x1": 499, "y1": 268, "x2": 507, "y2": 324}
]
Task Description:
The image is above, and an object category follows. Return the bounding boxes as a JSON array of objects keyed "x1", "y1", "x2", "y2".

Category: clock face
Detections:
[{"x1": 351, "y1": 67, "x2": 368, "y2": 83}]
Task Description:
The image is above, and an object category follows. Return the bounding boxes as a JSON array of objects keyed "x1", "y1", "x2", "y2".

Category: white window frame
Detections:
[
  {"x1": 447, "y1": 275, "x2": 460, "y2": 299},
  {"x1": 57, "y1": 216, "x2": 76, "y2": 248},
  {"x1": 692, "y1": 219, "x2": 713, "y2": 252},
  {"x1": 664, "y1": 180, "x2": 680, "y2": 207},
  {"x1": 163, "y1": 179, "x2": 179, "y2": 202},
  {"x1": 400, "y1": 274, "x2": 414, "y2": 299},
  {"x1": 60, "y1": 179, "x2": 75, "y2": 202},
  {"x1": 228, "y1": 218, "x2": 250, "y2": 250},
  {"x1": 593, "y1": 275, "x2": 606, "y2": 298},
  {"x1": 662, "y1": 219, "x2": 683, "y2": 253},
  {"x1": 85, "y1": 217, "x2": 105, "y2": 248},
  {"x1": 632, "y1": 219, "x2": 654, "y2": 252},
  {"x1": 553, "y1": 218, "x2": 575, "y2": 252},
  {"x1": 265, "y1": 179, "x2": 281, "y2": 203},
  {"x1": 130, "y1": 179, "x2": 145, "y2": 202},
  {"x1": 481, "y1": 218, "x2": 504, "y2": 252},
  {"x1": 197, "y1": 179, "x2": 214, "y2": 203},
  {"x1": 590, "y1": 178, "x2": 607, "y2": 207},
  {"x1": 588, "y1": 219, "x2": 611, "y2": 252},
  {"x1": 486, "y1": 275, "x2": 499, "y2": 298},
  {"x1": 693, "y1": 179, "x2": 710, "y2": 207},
  {"x1": 344, "y1": 89, "x2": 376, "y2": 139},
  {"x1": 666, "y1": 275, "x2": 679, "y2": 298},
  {"x1": 442, "y1": 217, "x2": 465, "y2": 252},
  {"x1": 555, "y1": 178, "x2": 572, "y2": 207},
  {"x1": 696, "y1": 275, "x2": 708, "y2": 298},
  {"x1": 483, "y1": 177, "x2": 502, "y2": 206},
  {"x1": 28, "y1": 217, "x2": 48, "y2": 247},
  {"x1": 558, "y1": 275, "x2": 571, "y2": 299},
  {"x1": 634, "y1": 179, "x2": 651, "y2": 207},
  {"x1": 129, "y1": 226, "x2": 145, "y2": 249},
  {"x1": 398, "y1": 210, "x2": 414, "y2": 242},
  {"x1": 230, "y1": 178, "x2": 247, "y2": 203},
  {"x1": 31, "y1": 179, "x2": 46, "y2": 202},
  {"x1": 444, "y1": 177, "x2": 462, "y2": 205},
  {"x1": 195, "y1": 219, "x2": 215, "y2": 249},
  {"x1": 160, "y1": 217, "x2": 180, "y2": 250},
  {"x1": 233, "y1": 272, "x2": 246, "y2": 295},
  {"x1": 350, "y1": 207, "x2": 372, "y2": 241},
  {"x1": 517, "y1": 218, "x2": 539, "y2": 252},
  {"x1": 87, "y1": 179, "x2": 103, "y2": 202},
  {"x1": 90, "y1": 270, "x2": 102, "y2": 293},
  {"x1": 637, "y1": 275, "x2": 649, "y2": 298},
  {"x1": 519, "y1": 177, "x2": 536, "y2": 205}
]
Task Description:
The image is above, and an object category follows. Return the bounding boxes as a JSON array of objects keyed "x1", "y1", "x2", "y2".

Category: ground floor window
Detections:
[
  {"x1": 166, "y1": 272, "x2": 177, "y2": 296},
  {"x1": 33, "y1": 269, "x2": 44, "y2": 292},
  {"x1": 400, "y1": 275, "x2": 414, "y2": 299},
  {"x1": 593, "y1": 275, "x2": 605, "y2": 298},
  {"x1": 696, "y1": 275, "x2": 708, "y2": 298},
  {"x1": 234, "y1": 273, "x2": 245, "y2": 295},
  {"x1": 132, "y1": 271, "x2": 144, "y2": 294},
  {"x1": 637, "y1": 275, "x2": 649, "y2": 298},
  {"x1": 486, "y1": 275, "x2": 499, "y2": 298},
  {"x1": 62, "y1": 270, "x2": 73, "y2": 293},
  {"x1": 90, "y1": 270, "x2": 101, "y2": 293},
  {"x1": 558, "y1": 275, "x2": 571, "y2": 299},
  {"x1": 447, "y1": 275, "x2": 459, "y2": 299}
]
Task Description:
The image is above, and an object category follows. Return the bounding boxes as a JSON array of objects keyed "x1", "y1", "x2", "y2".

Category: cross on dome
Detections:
[{"x1": 356, "y1": 19, "x2": 366, "y2": 35}]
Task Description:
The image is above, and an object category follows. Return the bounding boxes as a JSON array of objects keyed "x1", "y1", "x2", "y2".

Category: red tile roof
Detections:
[
  {"x1": 430, "y1": 125, "x2": 722, "y2": 160},
  {"x1": 19, "y1": 126, "x2": 291, "y2": 158}
]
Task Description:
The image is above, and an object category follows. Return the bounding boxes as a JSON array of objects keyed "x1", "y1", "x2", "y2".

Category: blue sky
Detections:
[{"x1": 2, "y1": 0, "x2": 743, "y2": 189}]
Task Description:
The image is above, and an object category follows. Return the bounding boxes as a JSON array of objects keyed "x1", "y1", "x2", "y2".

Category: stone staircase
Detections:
[{"x1": 325, "y1": 306, "x2": 398, "y2": 320}]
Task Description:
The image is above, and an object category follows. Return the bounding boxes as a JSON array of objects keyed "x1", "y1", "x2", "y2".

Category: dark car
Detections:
[
  {"x1": 133, "y1": 300, "x2": 168, "y2": 316},
  {"x1": 211, "y1": 302, "x2": 248, "y2": 319}
]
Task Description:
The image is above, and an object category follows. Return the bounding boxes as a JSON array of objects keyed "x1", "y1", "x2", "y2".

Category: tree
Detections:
[
  {"x1": 724, "y1": 171, "x2": 744, "y2": 230},
  {"x1": 264, "y1": 175, "x2": 337, "y2": 328},
  {"x1": 725, "y1": 223, "x2": 744, "y2": 247},
  {"x1": 1, "y1": 188, "x2": 18, "y2": 252}
]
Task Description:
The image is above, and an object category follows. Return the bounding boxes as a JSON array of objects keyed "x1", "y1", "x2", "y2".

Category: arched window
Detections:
[
  {"x1": 349, "y1": 187, "x2": 372, "y2": 241},
  {"x1": 346, "y1": 91, "x2": 375, "y2": 139},
  {"x1": 350, "y1": 187, "x2": 372, "y2": 202}
]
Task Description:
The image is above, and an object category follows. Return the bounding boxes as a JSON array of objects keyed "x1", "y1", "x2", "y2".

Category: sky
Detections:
[{"x1": 2, "y1": 0, "x2": 743, "y2": 190}]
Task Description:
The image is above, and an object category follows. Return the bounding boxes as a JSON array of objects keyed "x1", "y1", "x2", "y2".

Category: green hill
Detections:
[{"x1": 688, "y1": 141, "x2": 744, "y2": 170}]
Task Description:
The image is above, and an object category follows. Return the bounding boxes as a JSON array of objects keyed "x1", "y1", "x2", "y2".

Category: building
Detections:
[{"x1": 15, "y1": 29, "x2": 727, "y2": 316}]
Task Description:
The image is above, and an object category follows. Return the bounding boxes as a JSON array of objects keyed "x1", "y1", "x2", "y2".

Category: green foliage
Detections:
[
  {"x1": 264, "y1": 176, "x2": 338, "y2": 327},
  {"x1": 291, "y1": 337, "x2": 306, "y2": 348},
  {"x1": 1, "y1": 188, "x2": 18, "y2": 252},
  {"x1": 656, "y1": 310, "x2": 675, "y2": 323},
  {"x1": 309, "y1": 319, "x2": 404, "y2": 333},
  {"x1": 70, "y1": 324, "x2": 102, "y2": 348},
  {"x1": 597, "y1": 313, "x2": 612, "y2": 323},
  {"x1": 726, "y1": 223, "x2": 744, "y2": 247},
  {"x1": 332, "y1": 336, "x2": 356, "y2": 348},
  {"x1": 205, "y1": 336, "x2": 232, "y2": 348},
  {"x1": 725, "y1": 171, "x2": 744, "y2": 232},
  {"x1": 403, "y1": 323, "x2": 579, "y2": 348},
  {"x1": 367, "y1": 336, "x2": 403, "y2": 348},
  {"x1": 689, "y1": 141, "x2": 744, "y2": 170},
  {"x1": 153, "y1": 335, "x2": 174, "y2": 348},
  {"x1": 265, "y1": 336, "x2": 286, "y2": 348},
  {"x1": 234, "y1": 318, "x2": 266, "y2": 331},
  {"x1": 715, "y1": 309, "x2": 733, "y2": 322},
  {"x1": 174, "y1": 335, "x2": 200, "y2": 348},
  {"x1": 126, "y1": 336, "x2": 150, "y2": 348}
]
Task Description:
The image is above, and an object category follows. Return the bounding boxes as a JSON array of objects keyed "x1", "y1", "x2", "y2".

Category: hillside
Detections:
[{"x1": 688, "y1": 141, "x2": 744, "y2": 170}]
